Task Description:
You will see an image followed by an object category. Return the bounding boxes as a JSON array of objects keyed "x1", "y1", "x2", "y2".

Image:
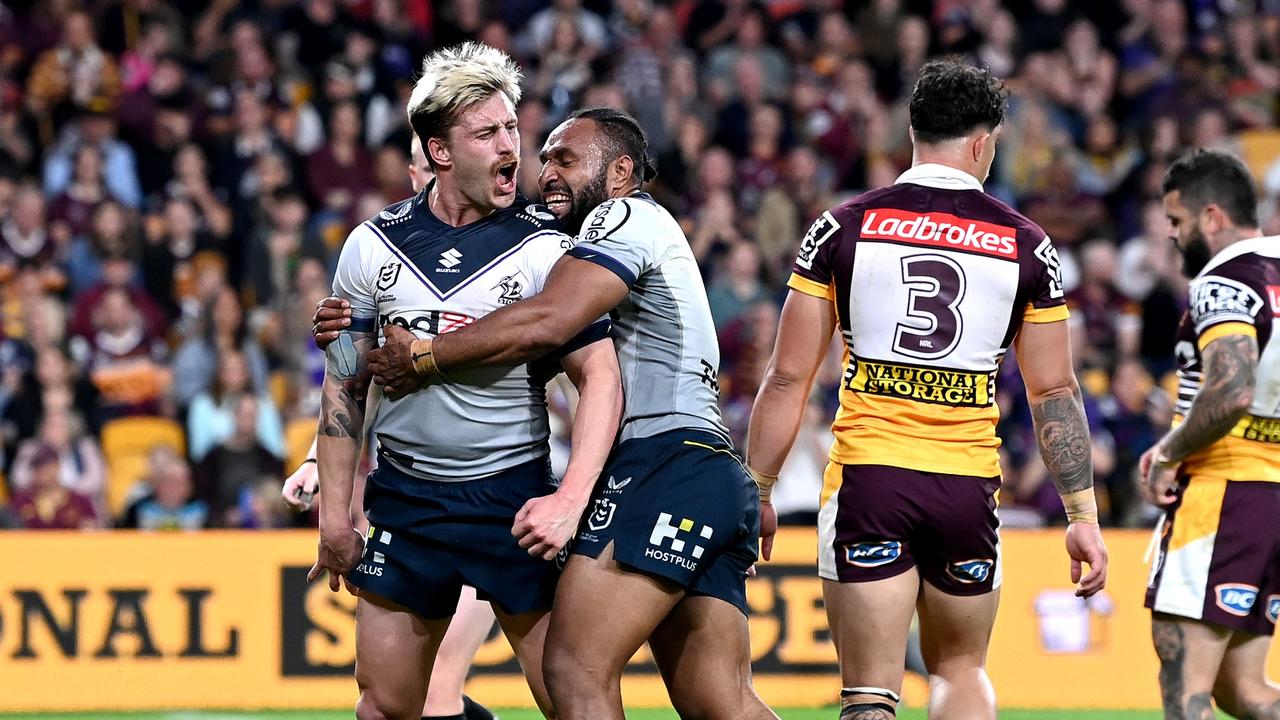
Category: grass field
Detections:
[{"x1": 0, "y1": 710, "x2": 1199, "y2": 719}]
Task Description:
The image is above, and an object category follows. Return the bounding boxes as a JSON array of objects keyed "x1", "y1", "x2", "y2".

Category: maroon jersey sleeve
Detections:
[
  {"x1": 1021, "y1": 230, "x2": 1069, "y2": 324},
  {"x1": 788, "y1": 209, "x2": 842, "y2": 300}
]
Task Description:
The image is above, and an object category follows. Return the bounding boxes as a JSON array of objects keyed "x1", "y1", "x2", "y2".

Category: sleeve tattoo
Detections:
[
  {"x1": 321, "y1": 329, "x2": 376, "y2": 439},
  {"x1": 1029, "y1": 387, "x2": 1094, "y2": 495},
  {"x1": 1161, "y1": 333, "x2": 1258, "y2": 463}
]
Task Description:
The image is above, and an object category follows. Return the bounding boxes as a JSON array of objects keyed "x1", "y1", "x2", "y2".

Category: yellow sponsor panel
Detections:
[
  {"x1": 847, "y1": 357, "x2": 993, "y2": 408},
  {"x1": 0, "y1": 530, "x2": 1276, "y2": 711}
]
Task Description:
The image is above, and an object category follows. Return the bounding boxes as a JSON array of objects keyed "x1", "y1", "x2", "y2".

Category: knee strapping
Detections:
[{"x1": 840, "y1": 687, "x2": 900, "y2": 718}]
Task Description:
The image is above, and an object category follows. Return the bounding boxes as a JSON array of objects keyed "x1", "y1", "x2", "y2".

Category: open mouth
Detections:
[
  {"x1": 495, "y1": 161, "x2": 518, "y2": 193},
  {"x1": 542, "y1": 189, "x2": 571, "y2": 215}
]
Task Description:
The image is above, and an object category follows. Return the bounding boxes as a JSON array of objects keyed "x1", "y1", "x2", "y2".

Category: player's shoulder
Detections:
[
  {"x1": 580, "y1": 193, "x2": 669, "y2": 244},
  {"x1": 1190, "y1": 237, "x2": 1280, "y2": 321},
  {"x1": 366, "y1": 195, "x2": 418, "y2": 235}
]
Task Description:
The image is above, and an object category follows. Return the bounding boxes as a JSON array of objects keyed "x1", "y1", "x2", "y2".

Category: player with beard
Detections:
[
  {"x1": 1141, "y1": 149, "x2": 1280, "y2": 720},
  {"x1": 309, "y1": 44, "x2": 622, "y2": 720},
  {"x1": 314, "y1": 107, "x2": 775, "y2": 720}
]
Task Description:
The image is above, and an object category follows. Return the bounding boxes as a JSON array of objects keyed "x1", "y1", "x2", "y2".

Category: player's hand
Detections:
[
  {"x1": 1139, "y1": 444, "x2": 1180, "y2": 507},
  {"x1": 1065, "y1": 521, "x2": 1108, "y2": 598},
  {"x1": 312, "y1": 297, "x2": 352, "y2": 349},
  {"x1": 309, "y1": 524, "x2": 364, "y2": 594},
  {"x1": 369, "y1": 324, "x2": 425, "y2": 399},
  {"x1": 512, "y1": 491, "x2": 588, "y2": 561},
  {"x1": 282, "y1": 461, "x2": 318, "y2": 510},
  {"x1": 759, "y1": 500, "x2": 778, "y2": 561}
]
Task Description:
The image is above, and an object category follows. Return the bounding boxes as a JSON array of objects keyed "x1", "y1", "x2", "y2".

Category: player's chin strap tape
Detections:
[{"x1": 840, "y1": 687, "x2": 900, "y2": 718}]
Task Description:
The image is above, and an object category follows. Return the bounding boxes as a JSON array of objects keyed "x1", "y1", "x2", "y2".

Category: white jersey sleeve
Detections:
[
  {"x1": 566, "y1": 198, "x2": 657, "y2": 286},
  {"x1": 332, "y1": 223, "x2": 382, "y2": 320}
]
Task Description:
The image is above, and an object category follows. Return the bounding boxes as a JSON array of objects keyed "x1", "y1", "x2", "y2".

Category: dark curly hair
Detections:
[
  {"x1": 1162, "y1": 149, "x2": 1259, "y2": 228},
  {"x1": 570, "y1": 107, "x2": 657, "y2": 187},
  {"x1": 908, "y1": 60, "x2": 1008, "y2": 143}
]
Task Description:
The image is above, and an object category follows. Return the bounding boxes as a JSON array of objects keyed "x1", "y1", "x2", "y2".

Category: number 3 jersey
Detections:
[
  {"x1": 1172, "y1": 236, "x2": 1280, "y2": 482},
  {"x1": 332, "y1": 186, "x2": 608, "y2": 480},
  {"x1": 788, "y1": 163, "x2": 1068, "y2": 477}
]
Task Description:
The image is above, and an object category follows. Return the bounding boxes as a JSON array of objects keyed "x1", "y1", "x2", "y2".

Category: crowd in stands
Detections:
[{"x1": 1, "y1": 0, "x2": 1279, "y2": 531}]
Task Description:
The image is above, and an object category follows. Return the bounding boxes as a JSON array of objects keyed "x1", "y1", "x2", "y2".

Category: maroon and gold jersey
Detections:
[
  {"x1": 788, "y1": 164, "x2": 1068, "y2": 477},
  {"x1": 1172, "y1": 236, "x2": 1280, "y2": 482}
]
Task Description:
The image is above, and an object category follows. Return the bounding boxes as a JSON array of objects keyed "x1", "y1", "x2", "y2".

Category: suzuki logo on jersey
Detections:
[
  {"x1": 796, "y1": 211, "x2": 840, "y2": 270},
  {"x1": 1267, "y1": 286, "x2": 1280, "y2": 316},
  {"x1": 860, "y1": 209, "x2": 1018, "y2": 259},
  {"x1": 1267, "y1": 595, "x2": 1280, "y2": 624},
  {"x1": 377, "y1": 261, "x2": 402, "y2": 291},
  {"x1": 1215, "y1": 583, "x2": 1259, "y2": 617},
  {"x1": 587, "y1": 498, "x2": 616, "y2": 531},
  {"x1": 492, "y1": 273, "x2": 525, "y2": 305},
  {"x1": 947, "y1": 559, "x2": 994, "y2": 584},
  {"x1": 844, "y1": 540, "x2": 902, "y2": 567},
  {"x1": 438, "y1": 248, "x2": 463, "y2": 272},
  {"x1": 646, "y1": 512, "x2": 714, "y2": 571},
  {"x1": 1191, "y1": 278, "x2": 1263, "y2": 325}
]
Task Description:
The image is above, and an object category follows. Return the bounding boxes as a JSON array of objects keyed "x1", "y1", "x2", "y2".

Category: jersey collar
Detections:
[
  {"x1": 896, "y1": 163, "x2": 984, "y2": 192},
  {"x1": 1198, "y1": 234, "x2": 1278, "y2": 276}
]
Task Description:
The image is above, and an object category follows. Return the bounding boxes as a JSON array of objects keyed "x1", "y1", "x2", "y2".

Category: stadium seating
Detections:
[{"x1": 100, "y1": 416, "x2": 186, "y2": 514}]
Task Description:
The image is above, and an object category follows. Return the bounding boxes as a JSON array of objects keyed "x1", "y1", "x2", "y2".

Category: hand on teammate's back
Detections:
[
  {"x1": 1065, "y1": 522, "x2": 1108, "y2": 598},
  {"x1": 370, "y1": 324, "x2": 427, "y2": 399},
  {"x1": 312, "y1": 296, "x2": 352, "y2": 349},
  {"x1": 758, "y1": 501, "x2": 777, "y2": 561},
  {"x1": 309, "y1": 524, "x2": 365, "y2": 595},
  {"x1": 512, "y1": 490, "x2": 590, "y2": 560}
]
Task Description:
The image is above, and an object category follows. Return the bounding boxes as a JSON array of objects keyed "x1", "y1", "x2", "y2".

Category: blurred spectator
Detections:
[
  {"x1": 9, "y1": 443, "x2": 98, "y2": 529},
  {"x1": 707, "y1": 242, "x2": 769, "y2": 331},
  {"x1": 68, "y1": 248, "x2": 166, "y2": 340},
  {"x1": 305, "y1": 100, "x2": 375, "y2": 223},
  {"x1": 68, "y1": 285, "x2": 169, "y2": 419},
  {"x1": 42, "y1": 104, "x2": 141, "y2": 209},
  {"x1": 133, "y1": 452, "x2": 207, "y2": 531},
  {"x1": 519, "y1": 0, "x2": 609, "y2": 59},
  {"x1": 25, "y1": 11, "x2": 120, "y2": 128},
  {"x1": 194, "y1": 393, "x2": 284, "y2": 527},
  {"x1": 8, "y1": 411, "x2": 105, "y2": 507},
  {"x1": 186, "y1": 349, "x2": 283, "y2": 462},
  {"x1": 1098, "y1": 358, "x2": 1169, "y2": 524},
  {"x1": 1, "y1": 346, "x2": 101, "y2": 452},
  {"x1": 171, "y1": 286, "x2": 269, "y2": 407},
  {"x1": 1066, "y1": 239, "x2": 1142, "y2": 368},
  {"x1": 0, "y1": 184, "x2": 54, "y2": 271}
]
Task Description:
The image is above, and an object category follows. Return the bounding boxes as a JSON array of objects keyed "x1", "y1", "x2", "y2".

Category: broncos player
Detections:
[
  {"x1": 308, "y1": 43, "x2": 622, "y2": 720},
  {"x1": 315, "y1": 107, "x2": 775, "y2": 719}
]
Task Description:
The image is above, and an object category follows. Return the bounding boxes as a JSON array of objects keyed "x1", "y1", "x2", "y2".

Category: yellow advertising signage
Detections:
[{"x1": 0, "y1": 529, "x2": 1275, "y2": 711}]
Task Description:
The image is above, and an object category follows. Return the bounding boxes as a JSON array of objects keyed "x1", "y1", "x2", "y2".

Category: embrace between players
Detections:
[{"x1": 296, "y1": 40, "x2": 1280, "y2": 720}]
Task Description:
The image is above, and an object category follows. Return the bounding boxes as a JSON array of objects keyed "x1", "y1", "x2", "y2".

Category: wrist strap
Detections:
[
  {"x1": 1061, "y1": 489, "x2": 1098, "y2": 524},
  {"x1": 411, "y1": 337, "x2": 440, "y2": 377},
  {"x1": 749, "y1": 468, "x2": 779, "y2": 503}
]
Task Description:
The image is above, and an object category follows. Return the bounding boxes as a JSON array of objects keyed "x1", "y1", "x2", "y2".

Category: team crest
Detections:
[
  {"x1": 492, "y1": 273, "x2": 525, "y2": 305},
  {"x1": 377, "y1": 261, "x2": 402, "y2": 290},
  {"x1": 796, "y1": 211, "x2": 840, "y2": 270}
]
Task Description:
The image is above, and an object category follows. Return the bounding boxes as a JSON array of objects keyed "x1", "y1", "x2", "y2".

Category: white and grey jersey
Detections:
[
  {"x1": 565, "y1": 193, "x2": 730, "y2": 443},
  {"x1": 333, "y1": 187, "x2": 609, "y2": 480}
]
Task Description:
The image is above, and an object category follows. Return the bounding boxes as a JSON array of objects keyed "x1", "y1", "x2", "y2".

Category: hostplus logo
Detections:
[
  {"x1": 646, "y1": 512, "x2": 713, "y2": 571},
  {"x1": 438, "y1": 248, "x2": 462, "y2": 273}
]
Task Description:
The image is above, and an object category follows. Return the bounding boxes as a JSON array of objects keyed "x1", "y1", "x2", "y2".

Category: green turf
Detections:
[{"x1": 0, "y1": 710, "x2": 1206, "y2": 720}]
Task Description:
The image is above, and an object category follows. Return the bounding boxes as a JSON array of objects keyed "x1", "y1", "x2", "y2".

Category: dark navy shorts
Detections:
[
  {"x1": 346, "y1": 455, "x2": 560, "y2": 620},
  {"x1": 572, "y1": 429, "x2": 759, "y2": 614}
]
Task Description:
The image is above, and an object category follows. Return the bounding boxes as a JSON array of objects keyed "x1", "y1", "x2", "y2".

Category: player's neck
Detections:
[
  {"x1": 1209, "y1": 225, "x2": 1262, "y2": 256},
  {"x1": 428, "y1": 180, "x2": 493, "y2": 227},
  {"x1": 909, "y1": 154, "x2": 982, "y2": 181}
]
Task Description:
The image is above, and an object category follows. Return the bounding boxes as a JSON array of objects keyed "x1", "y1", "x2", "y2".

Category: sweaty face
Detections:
[
  {"x1": 1163, "y1": 190, "x2": 1213, "y2": 278},
  {"x1": 440, "y1": 92, "x2": 520, "y2": 212},
  {"x1": 538, "y1": 119, "x2": 611, "y2": 234}
]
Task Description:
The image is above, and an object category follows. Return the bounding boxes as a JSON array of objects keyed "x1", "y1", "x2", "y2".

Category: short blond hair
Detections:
[{"x1": 408, "y1": 42, "x2": 522, "y2": 168}]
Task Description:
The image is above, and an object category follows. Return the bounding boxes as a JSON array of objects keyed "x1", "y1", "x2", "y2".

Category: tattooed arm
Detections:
[
  {"x1": 1142, "y1": 332, "x2": 1258, "y2": 507},
  {"x1": 308, "y1": 327, "x2": 377, "y2": 593},
  {"x1": 1158, "y1": 333, "x2": 1257, "y2": 463},
  {"x1": 1014, "y1": 318, "x2": 1108, "y2": 596}
]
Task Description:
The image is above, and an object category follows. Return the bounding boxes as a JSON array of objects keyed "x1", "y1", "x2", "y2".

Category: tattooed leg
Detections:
[
  {"x1": 1153, "y1": 615, "x2": 1232, "y2": 720},
  {"x1": 1215, "y1": 632, "x2": 1280, "y2": 720}
]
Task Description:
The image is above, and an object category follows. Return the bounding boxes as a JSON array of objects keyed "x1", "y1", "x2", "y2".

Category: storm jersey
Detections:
[
  {"x1": 565, "y1": 193, "x2": 730, "y2": 442},
  {"x1": 333, "y1": 184, "x2": 608, "y2": 480},
  {"x1": 789, "y1": 164, "x2": 1068, "y2": 477},
  {"x1": 1172, "y1": 236, "x2": 1280, "y2": 482}
]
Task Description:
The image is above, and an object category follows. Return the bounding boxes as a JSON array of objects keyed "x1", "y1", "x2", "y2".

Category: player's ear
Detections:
[
  {"x1": 427, "y1": 136, "x2": 452, "y2": 171},
  {"x1": 612, "y1": 155, "x2": 635, "y2": 190}
]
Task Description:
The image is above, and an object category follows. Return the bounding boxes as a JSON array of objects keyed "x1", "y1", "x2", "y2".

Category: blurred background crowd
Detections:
[{"x1": 1, "y1": 0, "x2": 1279, "y2": 531}]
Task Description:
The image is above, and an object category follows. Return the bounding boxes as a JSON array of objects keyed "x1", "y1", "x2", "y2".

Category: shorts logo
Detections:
[
  {"x1": 1267, "y1": 595, "x2": 1280, "y2": 624},
  {"x1": 605, "y1": 476, "x2": 632, "y2": 494},
  {"x1": 356, "y1": 528, "x2": 388, "y2": 577},
  {"x1": 844, "y1": 541, "x2": 902, "y2": 568},
  {"x1": 947, "y1": 559, "x2": 994, "y2": 584},
  {"x1": 1215, "y1": 583, "x2": 1259, "y2": 617},
  {"x1": 646, "y1": 513, "x2": 714, "y2": 571},
  {"x1": 796, "y1": 211, "x2": 840, "y2": 270},
  {"x1": 587, "y1": 498, "x2": 617, "y2": 531}
]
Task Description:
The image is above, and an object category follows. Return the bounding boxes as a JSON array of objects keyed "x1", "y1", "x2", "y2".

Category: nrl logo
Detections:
[{"x1": 377, "y1": 261, "x2": 402, "y2": 290}]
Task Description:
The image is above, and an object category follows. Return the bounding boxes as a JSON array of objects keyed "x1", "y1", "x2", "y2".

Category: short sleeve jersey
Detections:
[
  {"x1": 1172, "y1": 236, "x2": 1280, "y2": 482},
  {"x1": 332, "y1": 185, "x2": 608, "y2": 480},
  {"x1": 787, "y1": 164, "x2": 1068, "y2": 477}
]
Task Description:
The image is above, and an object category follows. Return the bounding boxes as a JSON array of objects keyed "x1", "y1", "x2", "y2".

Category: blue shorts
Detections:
[
  {"x1": 346, "y1": 455, "x2": 560, "y2": 620},
  {"x1": 572, "y1": 429, "x2": 759, "y2": 614}
]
